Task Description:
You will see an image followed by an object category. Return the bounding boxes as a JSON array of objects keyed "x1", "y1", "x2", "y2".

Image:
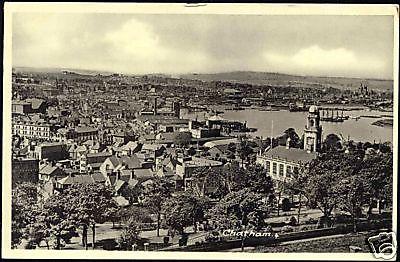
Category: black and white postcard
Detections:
[{"x1": 2, "y1": 3, "x2": 398, "y2": 260}]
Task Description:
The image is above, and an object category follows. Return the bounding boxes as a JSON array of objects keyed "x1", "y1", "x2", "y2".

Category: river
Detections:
[{"x1": 181, "y1": 106, "x2": 393, "y2": 143}]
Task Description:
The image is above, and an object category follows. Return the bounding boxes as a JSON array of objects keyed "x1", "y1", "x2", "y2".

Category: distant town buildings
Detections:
[{"x1": 10, "y1": 69, "x2": 393, "y2": 206}]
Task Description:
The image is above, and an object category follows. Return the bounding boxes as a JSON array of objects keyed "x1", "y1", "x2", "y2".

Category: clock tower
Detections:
[{"x1": 304, "y1": 105, "x2": 322, "y2": 153}]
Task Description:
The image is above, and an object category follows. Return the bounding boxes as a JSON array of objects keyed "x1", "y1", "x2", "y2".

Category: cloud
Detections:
[
  {"x1": 104, "y1": 19, "x2": 167, "y2": 60},
  {"x1": 11, "y1": 13, "x2": 393, "y2": 78},
  {"x1": 263, "y1": 45, "x2": 386, "y2": 78}
]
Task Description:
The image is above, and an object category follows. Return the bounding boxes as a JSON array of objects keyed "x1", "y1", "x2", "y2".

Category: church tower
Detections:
[{"x1": 304, "y1": 105, "x2": 322, "y2": 153}]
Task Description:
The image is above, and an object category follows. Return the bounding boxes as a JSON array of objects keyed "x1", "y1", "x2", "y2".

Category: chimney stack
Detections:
[{"x1": 153, "y1": 97, "x2": 157, "y2": 115}]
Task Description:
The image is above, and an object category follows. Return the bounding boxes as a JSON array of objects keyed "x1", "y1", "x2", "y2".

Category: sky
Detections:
[{"x1": 12, "y1": 13, "x2": 394, "y2": 79}]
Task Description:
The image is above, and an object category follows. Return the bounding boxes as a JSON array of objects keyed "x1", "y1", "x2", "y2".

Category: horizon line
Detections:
[{"x1": 12, "y1": 65, "x2": 394, "y2": 82}]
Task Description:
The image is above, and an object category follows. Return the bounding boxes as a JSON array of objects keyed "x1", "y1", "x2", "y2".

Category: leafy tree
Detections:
[
  {"x1": 142, "y1": 177, "x2": 174, "y2": 237},
  {"x1": 227, "y1": 142, "x2": 237, "y2": 153},
  {"x1": 33, "y1": 193, "x2": 79, "y2": 249},
  {"x1": 237, "y1": 137, "x2": 253, "y2": 166},
  {"x1": 282, "y1": 128, "x2": 302, "y2": 148},
  {"x1": 189, "y1": 163, "x2": 274, "y2": 200},
  {"x1": 379, "y1": 142, "x2": 392, "y2": 154},
  {"x1": 11, "y1": 182, "x2": 38, "y2": 248},
  {"x1": 358, "y1": 152, "x2": 393, "y2": 213},
  {"x1": 242, "y1": 164, "x2": 275, "y2": 196},
  {"x1": 289, "y1": 152, "x2": 364, "y2": 227},
  {"x1": 173, "y1": 132, "x2": 192, "y2": 148},
  {"x1": 207, "y1": 188, "x2": 269, "y2": 231},
  {"x1": 59, "y1": 184, "x2": 118, "y2": 249},
  {"x1": 119, "y1": 183, "x2": 142, "y2": 204},
  {"x1": 322, "y1": 133, "x2": 342, "y2": 152},
  {"x1": 118, "y1": 217, "x2": 141, "y2": 250},
  {"x1": 336, "y1": 175, "x2": 367, "y2": 232},
  {"x1": 162, "y1": 191, "x2": 211, "y2": 235}
]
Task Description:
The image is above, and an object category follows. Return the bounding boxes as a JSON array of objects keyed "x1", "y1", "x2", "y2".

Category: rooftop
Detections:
[
  {"x1": 261, "y1": 146, "x2": 317, "y2": 163},
  {"x1": 183, "y1": 156, "x2": 223, "y2": 168}
]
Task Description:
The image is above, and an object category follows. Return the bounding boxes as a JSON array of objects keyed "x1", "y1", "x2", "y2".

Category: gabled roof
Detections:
[
  {"x1": 87, "y1": 151, "x2": 112, "y2": 159},
  {"x1": 120, "y1": 155, "x2": 142, "y2": 169},
  {"x1": 57, "y1": 174, "x2": 95, "y2": 185},
  {"x1": 91, "y1": 172, "x2": 106, "y2": 183},
  {"x1": 68, "y1": 144, "x2": 77, "y2": 153},
  {"x1": 107, "y1": 155, "x2": 120, "y2": 167},
  {"x1": 121, "y1": 141, "x2": 140, "y2": 151},
  {"x1": 203, "y1": 138, "x2": 238, "y2": 148},
  {"x1": 113, "y1": 195, "x2": 130, "y2": 207},
  {"x1": 128, "y1": 178, "x2": 139, "y2": 187},
  {"x1": 25, "y1": 98, "x2": 45, "y2": 110},
  {"x1": 134, "y1": 168, "x2": 153, "y2": 181},
  {"x1": 114, "y1": 179, "x2": 126, "y2": 192},
  {"x1": 108, "y1": 174, "x2": 117, "y2": 185},
  {"x1": 261, "y1": 146, "x2": 317, "y2": 163},
  {"x1": 39, "y1": 165, "x2": 58, "y2": 175},
  {"x1": 142, "y1": 143, "x2": 165, "y2": 151}
]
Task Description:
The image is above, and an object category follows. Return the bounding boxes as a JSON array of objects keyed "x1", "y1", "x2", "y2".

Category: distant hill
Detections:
[
  {"x1": 13, "y1": 67, "x2": 116, "y2": 76},
  {"x1": 13, "y1": 67, "x2": 393, "y2": 92},
  {"x1": 180, "y1": 71, "x2": 393, "y2": 92}
]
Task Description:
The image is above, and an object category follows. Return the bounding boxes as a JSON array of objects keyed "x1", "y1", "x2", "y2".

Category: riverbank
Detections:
[{"x1": 372, "y1": 118, "x2": 393, "y2": 127}]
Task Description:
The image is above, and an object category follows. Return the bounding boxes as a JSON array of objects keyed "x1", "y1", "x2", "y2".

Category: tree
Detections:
[
  {"x1": 208, "y1": 188, "x2": 269, "y2": 231},
  {"x1": 282, "y1": 128, "x2": 301, "y2": 148},
  {"x1": 289, "y1": 152, "x2": 364, "y2": 227},
  {"x1": 242, "y1": 164, "x2": 274, "y2": 196},
  {"x1": 162, "y1": 191, "x2": 211, "y2": 235},
  {"x1": 322, "y1": 134, "x2": 342, "y2": 152},
  {"x1": 35, "y1": 192, "x2": 79, "y2": 250},
  {"x1": 11, "y1": 182, "x2": 38, "y2": 248},
  {"x1": 59, "y1": 184, "x2": 118, "y2": 249},
  {"x1": 358, "y1": 152, "x2": 393, "y2": 214},
  {"x1": 237, "y1": 137, "x2": 253, "y2": 167},
  {"x1": 207, "y1": 188, "x2": 269, "y2": 251},
  {"x1": 336, "y1": 175, "x2": 367, "y2": 232},
  {"x1": 173, "y1": 132, "x2": 192, "y2": 148},
  {"x1": 119, "y1": 183, "x2": 142, "y2": 204},
  {"x1": 118, "y1": 217, "x2": 141, "y2": 250},
  {"x1": 142, "y1": 177, "x2": 174, "y2": 237}
]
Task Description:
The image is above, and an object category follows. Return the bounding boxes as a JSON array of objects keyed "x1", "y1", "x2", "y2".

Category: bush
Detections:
[
  {"x1": 304, "y1": 217, "x2": 318, "y2": 225},
  {"x1": 281, "y1": 225, "x2": 294, "y2": 233},
  {"x1": 299, "y1": 224, "x2": 317, "y2": 231},
  {"x1": 289, "y1": 216, "x2": 297, "y2": 226},
  {"x1": 334, "y1": 214, "x2": 352, "y2": 224},
  {"x1": 282, "y1": 198, "x2": 291, "y2": 212}
]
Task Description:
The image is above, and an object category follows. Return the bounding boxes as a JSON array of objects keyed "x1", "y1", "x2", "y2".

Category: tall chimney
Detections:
[{"x1": 153, "y1": 97, "x2": 157, "y2": 115}]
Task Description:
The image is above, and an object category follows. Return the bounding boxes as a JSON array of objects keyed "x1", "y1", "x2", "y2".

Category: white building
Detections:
[{"x1": 256, "y1": 106, "x2": 322, "y2": 182}]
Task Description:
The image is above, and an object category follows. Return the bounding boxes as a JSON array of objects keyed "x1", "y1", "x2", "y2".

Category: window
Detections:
[
  {"x1": 286, "y1": 165, "x2": 292, "y2": 176},
  {"x1": 272, "y1": 162, "x2": 277, "y2": 175},
  {"x1": 293, "y1": 166, "x2": 299, "y2": 174},
  {"x1": 279, "y1": 164, "x2": 284, "y2": 176},
  {"x1": 265, "y1": 161, "x2": 270, "y2": 173}
]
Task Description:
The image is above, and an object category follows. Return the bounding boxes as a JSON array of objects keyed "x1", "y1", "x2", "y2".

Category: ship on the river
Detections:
[{"x1": 320, "y1": 108, "x2": 349, "y2": 122}]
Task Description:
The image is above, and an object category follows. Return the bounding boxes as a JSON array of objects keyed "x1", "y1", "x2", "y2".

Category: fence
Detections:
[{"x1": 160, "y1": 219, "x2": 392, "y2": 252}]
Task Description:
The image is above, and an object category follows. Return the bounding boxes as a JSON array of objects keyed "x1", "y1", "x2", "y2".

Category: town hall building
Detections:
[{"x1": 256, "y1": 106, "x2": 322, "y2": 182}]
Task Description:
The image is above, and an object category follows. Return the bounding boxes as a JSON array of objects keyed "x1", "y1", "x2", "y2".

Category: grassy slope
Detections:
[{"x1": 253, "y1": 231, "x2": 379, "y2": 253}]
